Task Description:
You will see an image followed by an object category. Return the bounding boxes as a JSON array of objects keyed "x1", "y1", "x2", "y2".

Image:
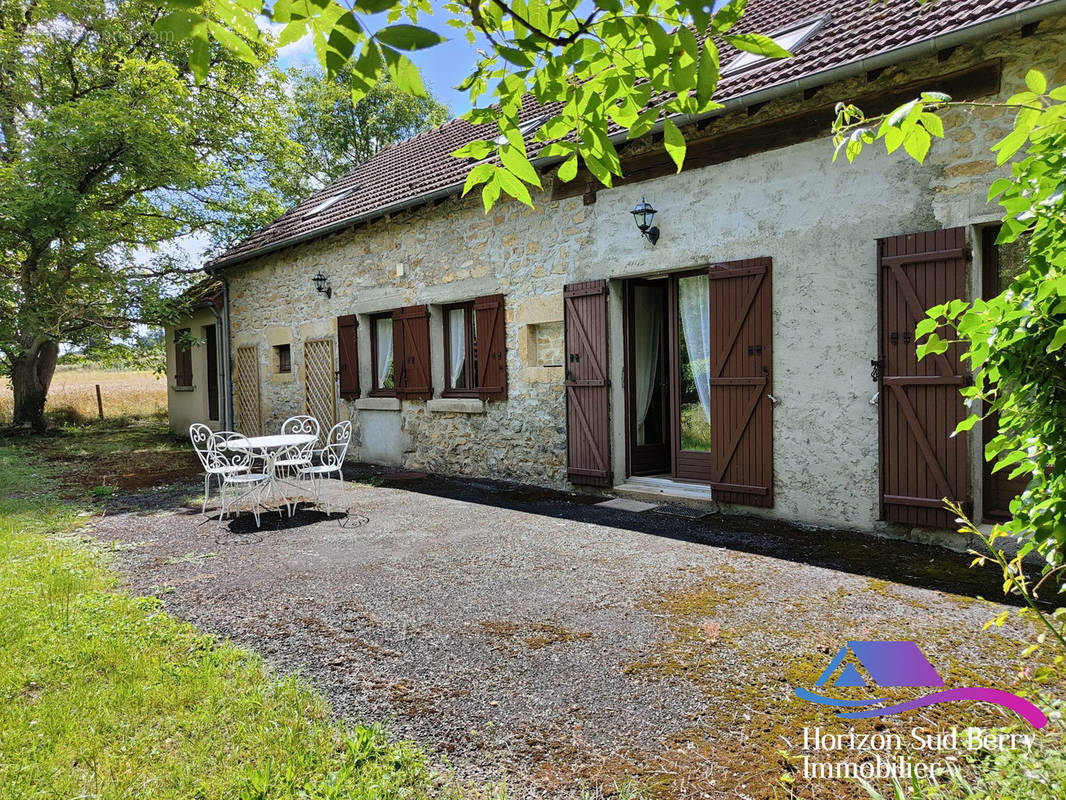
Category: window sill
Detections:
[
  {"x1": 427, "y1": 398, "x2": 484, "y2": 414},
  {"x1": 173, "y1": 385, "x2": 196, "y2": 392},
  {"x1": 355, "y1": 397, "x2": 401, "y2": 411}
]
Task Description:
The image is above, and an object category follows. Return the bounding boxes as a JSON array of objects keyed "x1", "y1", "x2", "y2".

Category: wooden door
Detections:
[
  {"x1": 707, "y1": 258, "x2": 774, "y2": 506},
  {"x1": 878, "y1": 227, "x2": 970, "y2": 527},
  {"x1": 234, "y1": 345, "x2": 261, "y2": 436},
  {"x1": 625, "y1": 280, "x2": 670, "y2": 476},
  {"x1": 564, "y1": 281, "x2": 611, "y2": 486},
  {"x1": 304, "y1": 338, "x2": 336, "y2": 437}
]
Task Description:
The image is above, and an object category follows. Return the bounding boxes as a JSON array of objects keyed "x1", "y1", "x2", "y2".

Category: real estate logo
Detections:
[{"x1": 794, "y1": 640, "x2": 1047, "y2": 728}]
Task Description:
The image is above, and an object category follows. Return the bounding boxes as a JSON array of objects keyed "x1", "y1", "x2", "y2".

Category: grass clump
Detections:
[{"x1": 0, "y1": 439, "x2": 448, "y2": 799}]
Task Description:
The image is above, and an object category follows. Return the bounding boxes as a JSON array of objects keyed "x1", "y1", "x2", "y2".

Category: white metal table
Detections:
[{"x1": 230, "y1": 433, "x2": 317, "y2": 514}]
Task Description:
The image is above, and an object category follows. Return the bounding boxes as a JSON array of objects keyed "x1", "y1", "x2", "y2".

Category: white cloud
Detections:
[{"x1": 257, "y1": 15, "x2": 318, "y2": 72}]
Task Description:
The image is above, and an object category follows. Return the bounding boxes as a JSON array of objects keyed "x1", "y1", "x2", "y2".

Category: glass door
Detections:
[
  {"x1": 626, "y1": 281, "x2": 670, "y2": 475},
  {"x1": 671, "y1": 272, "x2": 712, "y2": 481}
]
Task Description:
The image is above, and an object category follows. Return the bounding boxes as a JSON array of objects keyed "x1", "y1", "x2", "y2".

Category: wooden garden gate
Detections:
[
  {"x1": 304, "y1": 338, "x2": 336, "y2": 437},
  {"x1": 234, "y1": 345, "x2": 261, "y2": 436},
  {"x1": 877, "y1": 227, "x2": 970, "y2": 527},
  {"x1": 564, "y1": 280, "x2": 611, "y2": 486}
]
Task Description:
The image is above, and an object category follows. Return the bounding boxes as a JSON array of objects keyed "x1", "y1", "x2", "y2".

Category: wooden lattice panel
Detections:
[
  {"x1": 234, "y1": 345, "x2": 261, "y2": 436},
  {"x1": 304, "y1": 339, "x2": 336, "y2": 438}
]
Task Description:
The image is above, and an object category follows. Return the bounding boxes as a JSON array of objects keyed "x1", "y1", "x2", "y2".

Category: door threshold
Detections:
[{"x1": 614, "y1": 475, "x2": 712, "y2": 502}]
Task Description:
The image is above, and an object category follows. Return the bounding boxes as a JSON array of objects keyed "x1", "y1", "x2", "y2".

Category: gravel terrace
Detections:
[{"x1": 90, "y1": 468, "x2": 1042, "y2": 800}]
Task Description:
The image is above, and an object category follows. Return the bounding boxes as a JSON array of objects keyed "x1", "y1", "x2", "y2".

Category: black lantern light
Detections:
[
  {"x1": 630, "y1": 197, "x2": 660, "y2": 245},
  {"x1": 312, "y1": 270, "x2": 332, "y2": 299}
]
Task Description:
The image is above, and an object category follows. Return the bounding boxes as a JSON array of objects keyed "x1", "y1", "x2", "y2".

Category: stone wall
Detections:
[
  {"x1": 221, "y1": 15, "x2": 1066, "y2": 530},
  {"x1": 226, "y1": 189, "x2": 591, "y2": 486}
]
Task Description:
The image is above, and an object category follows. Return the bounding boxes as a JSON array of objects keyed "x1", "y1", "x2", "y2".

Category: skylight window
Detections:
[
  {"x1": 494, "y1": 116, "x2": 547, "y2": 146},
  {"x1": 302, "y1": 189, "x2": 353, "y2": 218},
  {"x1": 723, "y1": 15, "x2": 827, "y2": 76}
]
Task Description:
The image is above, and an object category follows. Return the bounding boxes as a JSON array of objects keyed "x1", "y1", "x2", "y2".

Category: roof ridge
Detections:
[{"x1": 208, "y1": 0, "x2": 1062, "y2": 270}]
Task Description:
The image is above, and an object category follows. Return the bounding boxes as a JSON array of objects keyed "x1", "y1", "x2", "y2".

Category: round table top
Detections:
[{"x1": 229, "y1": 433, "x2": 317, "y2": 451}]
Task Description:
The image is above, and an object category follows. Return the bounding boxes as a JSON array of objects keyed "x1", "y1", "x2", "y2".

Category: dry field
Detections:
[{"x1": 0, "y1": 367, "x2": 167, "y2": 425}]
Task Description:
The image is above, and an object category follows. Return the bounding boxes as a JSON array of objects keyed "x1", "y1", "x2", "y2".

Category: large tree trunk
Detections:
[{"x1": 10, "y1": 339, "x2": 60, "y2": 431}]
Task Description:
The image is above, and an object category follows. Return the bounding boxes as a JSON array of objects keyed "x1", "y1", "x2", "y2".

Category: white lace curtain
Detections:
[
  {"x1": 376, "y1": 318, "x2": 393, "y2": 387},
  {"x1": 633, "y1": 286, "x2": 661, "y2": 444},
  {"x1": 678, "y1": 274, "x2": 711, "y2": 423},
  {"x1": 449, "y1": 308, "x2": 466, "y2": 387}
]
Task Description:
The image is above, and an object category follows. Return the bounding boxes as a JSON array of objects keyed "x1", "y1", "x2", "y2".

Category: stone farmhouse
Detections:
[{"x1": 166, "y1": 0, "x2": 1066, "y2": 537}]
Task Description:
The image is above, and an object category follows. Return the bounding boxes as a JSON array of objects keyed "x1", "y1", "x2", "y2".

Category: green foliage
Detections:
[
  {"x1": 274, "y1": 69, "x2": 449, "y2": 205},
  {"x1": 836, "y1": 72, "x2": 1066, "y2": 800},
  {"x1": 158, "y1": 0, "x2": 783, "y2": 209},
  {"x1": 0, "y1": 0, "x2": 299, "y2": 427},
  {"x1": 833, "y1": 73, "x2": 1066, "y2": 570},
  {"x1": 0, "y1": 434, "x2": 448, "y2": 799}
]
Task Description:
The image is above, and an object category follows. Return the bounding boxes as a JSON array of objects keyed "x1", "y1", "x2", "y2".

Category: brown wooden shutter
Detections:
[
  {"x1": 708, "y1": 258, "x2": 774, "y2": 506},
  {"x1": 174, "y1": 328, "x2": 193, "y2": 387},
  {"x1": 337, "y1": 314, "x2": 360, "y2": 400},
  {"x1": 878, "y1": 227, "x2": 970, "y2": 528},
  {"x1": 393, "y1": 304, "x2": 432, "y2": 400},
  {"x1": 564, "y1": 281, "x2": 611, "y2": 486},
  {"x1": 475, "y1": 293, "x2": 507, "y2": 401}
]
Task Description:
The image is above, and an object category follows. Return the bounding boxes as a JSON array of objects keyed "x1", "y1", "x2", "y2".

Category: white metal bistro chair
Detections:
[
  {"x1": 299, "y1": 420, "x2": 352, "y2": 515},
  {"x1": 274, "y1": 415, "x2": 321, "y2": 479},
  {"x1": 211, "y1": 432, "x2": 274, "y2": 528},
  {"x1": 189, "y1": 424, "x2": 248, "y2": 514}
]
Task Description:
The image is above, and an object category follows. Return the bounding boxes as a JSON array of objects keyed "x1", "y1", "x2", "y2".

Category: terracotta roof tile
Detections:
[{"x1": 211, "y1": 0, "x2": 1057, "y2": 268}]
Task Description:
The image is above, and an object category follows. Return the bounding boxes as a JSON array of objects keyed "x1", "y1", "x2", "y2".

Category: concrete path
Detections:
[{"x1": 92, "y1": 470, "x2": 1035, "y2": 800}]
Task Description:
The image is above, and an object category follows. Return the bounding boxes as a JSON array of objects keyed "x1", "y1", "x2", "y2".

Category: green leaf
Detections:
[
  {"x1": 724, "y1": 33, "x2": 790, "y2": 59},
  {"x1": 917, "y1": 332, "x2": 949, "y2": 359},
  {"x1": 696, "y1": 41, "x2": 720, "y2": 105},
  {"x1": 499, "y1": 145, "x2": 542, "y2": 188},
  {"x1": 462, "y1": 163, "x2": 494, "y2": 197},
  {"x1": 496, "y1": 167, "x2": 533, "y2": 207},
  {"x1": 712, "y1": 0, "x2": 747, "y2": 34},
  {"x1": 953, "y1": 414, "x2": 980, "y2": 435},
  {"x1": 903, "y1": 127, "x2": 931, "y2": 163},
  {"x1": 380, "y1": 46, "x2": 426, "y2": 97},
  {"x1": 662, "y1": 119, "x2": 686, "y2": 173},
  {"x1": 354, "y1": 0, "x2": 398, "y2": 12},
  {"x1": 915, "y1": 317, "x2": 939, "y2": 338},
  {"x1": 1025, "y1": 69, "x2": 1048, "y2": 95},
  {"x1": 349, "y1": 42, "x2": 383, "y2": 105},
  {"x1": 557, "y1": 154, "x2": 578, "y2": 183},
  {"x1": 375, "y1": 24, "x2": 445, "y2": 51},
  {"x1": 1047, "y1": 324, "x2": 1066, "y2": 354},
  {"x1": 208, "y1": 22, "x2": 257, "y2": 65},
  {"x1": 481, "y1": 176, "x2": 501, "y2": 212},
  {"x1": 155, "y1": 10, "x2": 202, "y2": 37},
  {"x1": 452, "y1": 140, "x2": 495, "y2": 160}
]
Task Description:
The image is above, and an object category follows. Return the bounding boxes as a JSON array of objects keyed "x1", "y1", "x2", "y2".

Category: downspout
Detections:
[{"x1": 221, "y1": 276, "x2": 235, "y2": 429}]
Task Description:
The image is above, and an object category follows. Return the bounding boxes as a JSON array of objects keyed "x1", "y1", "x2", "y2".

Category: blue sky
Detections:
[{"x1": 273, "y1": 6, "x2": 486, "y2": 116}]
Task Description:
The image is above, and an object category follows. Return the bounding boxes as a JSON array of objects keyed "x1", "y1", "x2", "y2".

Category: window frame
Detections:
[
  {"x1": 274, "y1": 343, "x2": 292, "y2": 374},
  {"x1": 174, "y1": 328, "x2": 193, "y2": 387},
  {"x1": 442, "y1": 300, "x2": 479, "y2": 398},
  {"x1": 369, "y1": 311, "x2": 397, "y2": 397}
]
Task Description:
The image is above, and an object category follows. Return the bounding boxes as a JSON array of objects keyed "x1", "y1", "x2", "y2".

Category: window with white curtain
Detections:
[
  {"x1": 443, "y1": 301, "x2": 477, "y2": 395},
  {"x1": 370, "y1": 313, "x2": 395, "y2": 394}
]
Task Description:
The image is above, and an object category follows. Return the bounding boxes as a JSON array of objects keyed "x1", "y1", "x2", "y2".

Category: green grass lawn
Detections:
[{"x1": 0, "y1": 424, "x2": 452, "y2": 800}]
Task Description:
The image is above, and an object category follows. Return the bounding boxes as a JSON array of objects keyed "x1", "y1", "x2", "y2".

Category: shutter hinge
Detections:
[{"x1": 965, "y1": 246, "x2": 974, "y2": 262}]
